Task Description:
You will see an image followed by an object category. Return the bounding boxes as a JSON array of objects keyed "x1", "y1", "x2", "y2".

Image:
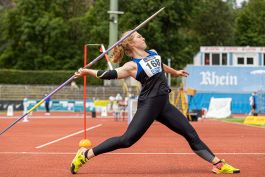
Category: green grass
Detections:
[
  {"x1": 218, "y1": 117, "x2": 265, "y2": 127},
  {"x1": 219, "y1": 118, "x2": 245, "y2": 123}
]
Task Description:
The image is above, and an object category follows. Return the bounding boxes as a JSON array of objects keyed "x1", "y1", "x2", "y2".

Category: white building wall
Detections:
[
  {"x1": 195, "y1": 46, "x2": 265, "y2": 67},
  {"x1": 193, "y1": 52, "x2": 201, "y2": 66}
]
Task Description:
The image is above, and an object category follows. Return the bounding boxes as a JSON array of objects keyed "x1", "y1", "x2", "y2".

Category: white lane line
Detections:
[
  {"x1": 1, "y1": 152, "x2": 265, "y2": 155},
  {"x1": 109, "y1": 152, "x2": 265, "y2": 155},
  {"x1": 35, "y1": 124, "x2": 102, "y2": 149}
]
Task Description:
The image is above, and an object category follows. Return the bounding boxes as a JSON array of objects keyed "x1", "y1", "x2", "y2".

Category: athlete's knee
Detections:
[{"x1": 119, "y1": 135, "x2": 136, "y2": 148}]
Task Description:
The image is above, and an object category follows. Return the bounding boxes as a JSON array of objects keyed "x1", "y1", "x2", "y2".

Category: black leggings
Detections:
[
  {"x1": 45, "y1": 102, "x2": 50, "y2": 112},
  {"x1": 93, "y1": 95, "x2": 215, "y2": 162}
]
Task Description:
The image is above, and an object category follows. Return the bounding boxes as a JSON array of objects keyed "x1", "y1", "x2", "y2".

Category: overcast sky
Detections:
[{"x1": 236, "y1": 0, "x2": 247, "y2": 7}]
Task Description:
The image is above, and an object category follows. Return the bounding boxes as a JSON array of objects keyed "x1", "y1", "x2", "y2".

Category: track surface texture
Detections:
[{"x1": 0, "y1": 115, "x2": 264, "y2": 177}]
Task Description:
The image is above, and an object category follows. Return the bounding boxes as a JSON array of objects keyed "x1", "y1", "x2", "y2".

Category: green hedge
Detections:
[{"x1": 0, "y1": 69, "x2": 103, "y2": 85}]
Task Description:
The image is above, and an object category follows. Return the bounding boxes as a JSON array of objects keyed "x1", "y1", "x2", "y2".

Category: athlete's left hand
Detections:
[{"x1": 176, "y1": 70, "x2": 189, "y2": 77}]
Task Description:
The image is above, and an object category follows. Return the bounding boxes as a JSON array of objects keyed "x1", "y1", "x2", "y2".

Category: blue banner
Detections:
[
  {"x1": 26, "y1": 99, "x2": 95, "y2": 112},
  {"x1": 184, "y1": 65, "x2": 265, "y2": 93}
]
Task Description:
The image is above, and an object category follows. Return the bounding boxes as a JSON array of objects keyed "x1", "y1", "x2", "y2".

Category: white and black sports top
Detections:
[{"x1": 132, "y1": 50, "x2": 171, "y2": 99}]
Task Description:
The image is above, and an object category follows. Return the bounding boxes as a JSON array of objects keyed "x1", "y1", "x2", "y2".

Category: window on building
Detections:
[
  {"x1": 237, "y1": 57, "x2": 244, "y2": 65},
  {"x1": 247, "y1": 57, "x2": 254, "y2": 65},
  {"x1": 205, "y1": 53, "x2": 210, "y2": 65},
  {"x1": 263, "y1": 53, "x2": 265, "y2": 66},
  {"x1": 222, "y1": 53, "x2": 227, "y2": 65},
  {"x1": 212, "y1": 53, "x2": 220, "y2": 65}
]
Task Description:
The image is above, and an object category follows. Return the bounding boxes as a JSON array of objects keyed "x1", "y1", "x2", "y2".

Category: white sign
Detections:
[{"x1": 200, "y1": 71, "x2": 238, "y2": 86}]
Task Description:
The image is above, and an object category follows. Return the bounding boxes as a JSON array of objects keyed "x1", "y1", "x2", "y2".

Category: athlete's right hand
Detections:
[{"x1": 74, "y1": 68, "x2": 87, "y2": 78}]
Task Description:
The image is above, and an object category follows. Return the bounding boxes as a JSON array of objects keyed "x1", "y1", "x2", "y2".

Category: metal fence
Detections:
[{"x1": 0, "y1": 84, "x2": 139, "y2": 101}]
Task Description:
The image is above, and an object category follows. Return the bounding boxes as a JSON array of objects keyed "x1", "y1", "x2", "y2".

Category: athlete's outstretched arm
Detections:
[
  {"x1": 75, "y1": 62, "x2": 136, "y2": 80},
  {"x1": 163, "y1": 64, "x2": 189, "y2": 77}
]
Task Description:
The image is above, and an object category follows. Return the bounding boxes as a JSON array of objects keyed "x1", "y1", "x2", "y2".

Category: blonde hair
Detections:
[{"x1": 110, "y1": 30, "x2": 135, "y2": 63}]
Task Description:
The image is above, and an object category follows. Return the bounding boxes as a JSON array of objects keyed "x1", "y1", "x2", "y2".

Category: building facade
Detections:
[{"x1": 184, "y1": 46, "x2": 265, "y2": 114}]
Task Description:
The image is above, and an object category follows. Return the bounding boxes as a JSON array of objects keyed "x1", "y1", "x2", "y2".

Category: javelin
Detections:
[{"x1": 0, "y1": 7, "x2": 165, "y2": 136}]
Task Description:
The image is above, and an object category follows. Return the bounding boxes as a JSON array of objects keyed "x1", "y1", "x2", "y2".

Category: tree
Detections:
[
  {"x1": 118, "y1": 0, "x2": 197, "y2": 68},
  {"x1": 235, "y1": 0, "x2": 265, "y2": 46},
  {"x1": 78, "y1": 0, "x2": 109, "y2": 69},
  {"x1": 0, "y1": 0, "x2": 242, "y2": 72},
  {"x1": 189, "y1": 0, "x2": 235, "y2": 46},
  {"x1": 0, "y1": 0, "x2": 96, "y2": 70}
]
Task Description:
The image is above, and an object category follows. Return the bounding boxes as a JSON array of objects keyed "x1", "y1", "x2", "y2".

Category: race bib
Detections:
[{"x1": 139, "y1": 55, "x2": 162, "y2": 77}]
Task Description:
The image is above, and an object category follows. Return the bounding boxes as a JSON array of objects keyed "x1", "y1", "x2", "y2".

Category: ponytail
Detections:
[
  {"x1": 111, "y1": 44, "x2": 125, "y2": 64},
  {"x1": 110, "y1": 30, "x2": 134, "y2": 64}
]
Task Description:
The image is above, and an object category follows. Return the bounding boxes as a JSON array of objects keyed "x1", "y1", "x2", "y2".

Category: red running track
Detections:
[{"x1": 0, "y1": 116, "x2": 264, "y2": 177}]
